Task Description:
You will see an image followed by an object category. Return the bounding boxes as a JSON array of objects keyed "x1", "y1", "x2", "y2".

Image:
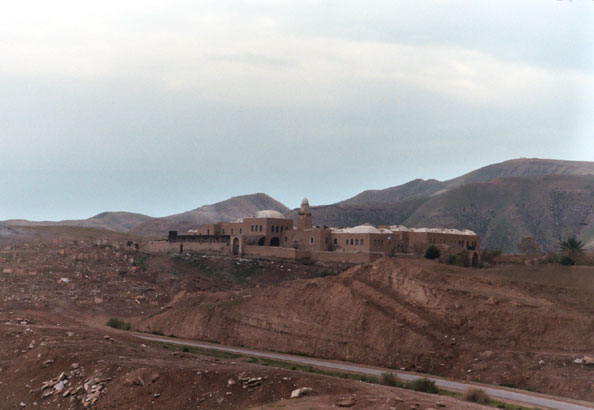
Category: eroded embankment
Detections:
[{"x1": 139, "y1": 258, "x2": 594, "y2": 401}]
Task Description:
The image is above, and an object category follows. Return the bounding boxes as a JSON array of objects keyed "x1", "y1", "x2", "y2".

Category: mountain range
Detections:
[{"x1": 3, "y1": 158, "x2": 594, "y2": 252}]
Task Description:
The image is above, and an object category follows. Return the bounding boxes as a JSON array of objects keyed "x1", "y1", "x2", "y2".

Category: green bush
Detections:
[
  {"x1": 560, "y1": 256, "x2": 575, "y2": 266},
  {"x1": 464, "y1": 388, "x2": 490, "y2": 404},
  {"x1": 408, "y1": 378, "x2": 439, "y2": 394},
  {"x1": 424, "y1": 246, "x2": 441, "y2": 260},
  {"x1": 447, "y1": 255, "x2": 457, "y2": 265},
  {"x1": 106, "y1": 318, "x2": 131, "y2": 331}
]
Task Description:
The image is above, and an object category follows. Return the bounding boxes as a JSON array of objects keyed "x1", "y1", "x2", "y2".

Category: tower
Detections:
[{"x1": 297, "y1": 198, "x2": 312, "y2": 230}]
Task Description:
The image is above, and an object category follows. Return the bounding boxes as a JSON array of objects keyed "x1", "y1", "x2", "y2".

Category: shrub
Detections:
[
  {"x1": 408, "y1": 378, "x2": 439, "y2": 394},
  {"x1": 424, "y1": 246, "x2": 441, "y2": 260},
  {"x1": 106, "y1": 318, "x2": 131, "y2": 331},
  {"x1": 560, "y1": 256, "x2": 575, "y2": 266},
  {"x1": 380, "y1": 372, "x2": 398, "y2": 387},
  {"x1": 464, "y1": 388, "x2": 490, "y2": 404},
  {"x1": 447, "y1": 255, "x2": 457, "y2": 265}
]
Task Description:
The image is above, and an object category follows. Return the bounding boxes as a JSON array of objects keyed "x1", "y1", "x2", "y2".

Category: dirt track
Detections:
[{"x1": 139, "y1": 257, "x2": 594, "y2": 402}]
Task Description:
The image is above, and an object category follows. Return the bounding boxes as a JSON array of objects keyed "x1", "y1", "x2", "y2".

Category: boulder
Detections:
[{"x1": 290, "y1": 387, "x2": 313, "y2": 398}]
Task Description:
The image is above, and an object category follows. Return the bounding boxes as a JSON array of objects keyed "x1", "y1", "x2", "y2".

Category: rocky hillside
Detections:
[
  {"x1": 340, "y1": 158, "x2": 594, "y2": 206},
  {"x1": 302, "y1": 159, "x2": 594, "y2": 252},
  {"x1": 129, "y1": 193, "x2": 290, "y2": 236},
  {"x1": 138, "y1": 257, "x2": 594, "y2": 402}
]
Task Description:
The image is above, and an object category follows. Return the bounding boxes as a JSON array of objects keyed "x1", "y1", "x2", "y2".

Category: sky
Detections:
[{"x1": 1, "y1": 0, "x2": 593, "y2": 220}]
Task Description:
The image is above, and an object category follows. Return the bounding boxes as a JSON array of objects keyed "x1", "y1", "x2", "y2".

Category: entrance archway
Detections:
[
  {"x1": 472, "y1": 252, "x2": 479, "y2": 267},
  {"x1": 269, "y1": 237, "x2": 280, "y2": 247},
  {"x1": 232, "y1": 238, "x2": 239, "y2": 255},
  {"x1": 257, "y1": 237, "x2": 266, "y2": 246}
]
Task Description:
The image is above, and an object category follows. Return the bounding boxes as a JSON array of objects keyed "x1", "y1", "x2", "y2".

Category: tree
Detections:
[
  {"x1": 559, "y1": 236, "x2": 584, "y2": 265},
  {"x1": 424, "y1": 245, "x2": 441, "y2": 260},
  {"x1": 560, "y1": 237, "x2": 584, "y2": 254},
  {"x1": 518, "y1": 236, "x2": 540, "y2": 255}
]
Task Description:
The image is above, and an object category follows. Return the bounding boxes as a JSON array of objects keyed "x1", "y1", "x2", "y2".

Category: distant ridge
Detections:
[
  {"x1": 130, "y1": 193, "x2": 290, "y2": 236},
  {"x1": 294, "y1": 159, "x2": 594, "y2": 252},
  {"x1": 4, "y1": 158, "x2": 594, "y2": 251},
  {"x1": 340, "y1": 158, "x2": 594, "y2": 206},
  {"x1": 3, "y1": 193, "x2": 290, "y2": 237}
]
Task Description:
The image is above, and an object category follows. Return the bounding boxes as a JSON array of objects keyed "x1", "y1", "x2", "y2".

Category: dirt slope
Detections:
[{"x1": 139, "y1": 258, "x2": 594, "y2": 402}]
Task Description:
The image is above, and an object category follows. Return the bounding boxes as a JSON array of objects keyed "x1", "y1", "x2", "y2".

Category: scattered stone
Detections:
[
  {"x1": 150, "y1": 372, "x2": 160, "y2": 383},
  {"x1": 290, "y1": 387, "x2": 313, "y2": 398},
  {"x1": 42, "y1": 359, "x2": 54, "y2": 368},
  {"x1": 227, "y1": 378, "x2": 236, "y2": 386},
  {"x1": 154, "y1": 393, "x2": 161, "y2": 398},
  {"x1": 485, "y1": 296, "x2": 499, "y2": 305},
  {"x1": 436, "y1": 402, "x2": 446, "y2": 407},
  {"x1": 574, "y1": 356, "x2": 594, "y2": 365},
  {"x1": 336, "y1": 396, "x2": 356, "y2": 407}
]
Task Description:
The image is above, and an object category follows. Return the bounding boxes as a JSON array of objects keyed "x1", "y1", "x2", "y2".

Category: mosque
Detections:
[{"x1": 147, "y1": 199, "x2": 480, "y2": 265}]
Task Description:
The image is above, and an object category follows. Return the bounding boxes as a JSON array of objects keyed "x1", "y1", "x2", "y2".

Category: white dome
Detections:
[
  {"x1": 344, "y1": 224, "x2": 382, "y2": 234},
  {"x1": 254, "y1": 210, "x2": 286, "y2": 219}
]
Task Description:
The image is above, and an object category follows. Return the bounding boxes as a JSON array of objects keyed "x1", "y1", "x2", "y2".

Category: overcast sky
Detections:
[{"x1": 1, "y1": 0, "x2": 593, "y2": 220}]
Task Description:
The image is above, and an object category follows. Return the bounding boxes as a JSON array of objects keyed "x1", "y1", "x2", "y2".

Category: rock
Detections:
[
  {"x1": 227, "y1": 378, "x2": 236, "y2": 386},
  {"x1": 436, "y1": 402, "x2": 447, "y2": 407},
  {"x1": 54, "y1": 380, "x2": 66, "y2": 392},
  {"x1": 71, "y1": 363, "x2": 79, "y2": 369},
  {"x1": 150, "y1": 372, "x2": 160, "y2": 383},
  {"x1": 336, "y1": 396, "x2": 356, "y2": 407},
  {"x1": 290, "y1": 387, "x2": 313, "y2": 398},
  {"x1": 2, "y1": 268, "x2": 14, "y2": 274},
  {"x1": 42, "y1": 359, "x2": 54, "y2": 368},
  {"x1": 538, "y1": 359, "x2": 545, "y2": 365},
  {"x1": 154, "y1": 393, "x2": 161, "y2": 398},
  {"x1": 485, "y1": 296, "x2": 499, "y2": 305},
  {"x1": 133, "y1": 376, "x2": 145, "y2": 386},
  {"x1": 575, "y1": 356, "x2": 594, "y2": 365}
]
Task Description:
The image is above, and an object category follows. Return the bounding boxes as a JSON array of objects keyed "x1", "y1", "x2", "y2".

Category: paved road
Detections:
[{"x1": 135, "y1": 333, "x2": 594, "y2": 410}]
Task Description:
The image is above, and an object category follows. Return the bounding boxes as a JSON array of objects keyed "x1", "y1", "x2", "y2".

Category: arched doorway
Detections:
[
  {"x1": 472, "y1": 252, "x2": 479, "y2": 267},
  {"x1": 232, "y1": 238, "x2": 239, "y2": 255},
  {"x1": 269, "y1": 237, "x2": 280, "y2": 247},
  {"x1": 257, "y1": 237, "x2": 265, "y2": 246}
]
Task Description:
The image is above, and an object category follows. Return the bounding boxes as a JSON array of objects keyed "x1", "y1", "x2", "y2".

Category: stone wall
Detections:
[{"x1": 146, "y1": 240, "x2": 228, "y2": 254}]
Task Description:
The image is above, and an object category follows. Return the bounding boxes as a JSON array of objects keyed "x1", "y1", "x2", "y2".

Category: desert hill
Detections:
[
  {"x1": 2, "y1": 212, "x2": 154, "y2": 233},
  {"x1": 3, "y1": 193, "x2": 290, "y2": 237},
  {"x1": 340, "y1": 158, "x2": 594, "y2": 206},
  {"x1": 138, "y1": 257, "x2": 594, "y2": 402},
  {"x1": 129, "y1": 193, "x2": 289, "y2": 235}
]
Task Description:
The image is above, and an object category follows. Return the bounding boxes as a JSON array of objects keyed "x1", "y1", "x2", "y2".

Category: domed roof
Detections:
[
  {"x1": 254, "y1": 210, "x2": 287, "y2": 219},
  {"x1": 345, "y1": 224, "x2": 382, "y2": 234}
]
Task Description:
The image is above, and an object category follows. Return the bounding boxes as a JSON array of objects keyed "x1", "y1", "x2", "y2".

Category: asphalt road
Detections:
[{"x1": 135, "y1": 333, "x2": 594, "y2": 410}]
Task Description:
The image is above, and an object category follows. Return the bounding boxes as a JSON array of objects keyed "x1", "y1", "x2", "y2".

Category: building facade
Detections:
[{"x1": 147, "y1": 198, "x2": 480, "y2": 265}]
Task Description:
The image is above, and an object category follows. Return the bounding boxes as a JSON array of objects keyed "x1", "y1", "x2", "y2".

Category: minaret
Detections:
[{"x1": 297, "y1": 198, "x2": 312, "y2": 230}]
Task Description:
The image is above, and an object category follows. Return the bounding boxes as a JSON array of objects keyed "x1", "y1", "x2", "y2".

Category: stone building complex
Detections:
[{"x1": 147, "y1": 199, "x2": 480, "y2": 265}]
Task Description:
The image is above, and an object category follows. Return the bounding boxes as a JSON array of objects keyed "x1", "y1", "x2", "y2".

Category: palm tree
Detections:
[{"x1": 560, "y1": 237, "x2": 584, "y2": 254}]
